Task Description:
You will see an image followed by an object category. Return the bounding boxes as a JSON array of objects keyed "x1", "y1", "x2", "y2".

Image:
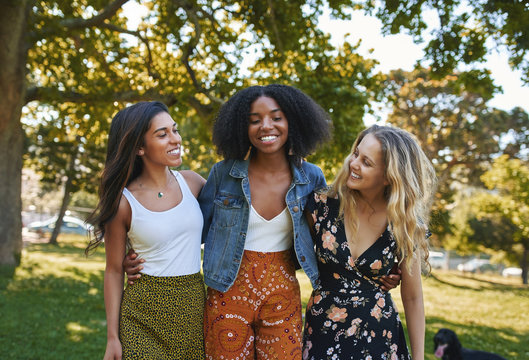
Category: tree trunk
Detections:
[
  {"x1": 521, "y1": 243, "x2": 528, "y2": 285},
  {"x1": 49, "y1": 144, "x2": 79, "y2": 245},
  {"x1": 0, "y1": 1, "x2": 30, "y2": 269}
]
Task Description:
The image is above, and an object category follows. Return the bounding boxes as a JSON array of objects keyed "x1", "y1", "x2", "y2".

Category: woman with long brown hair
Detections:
[{"x1": 86, "y1": 101, "x2": 206, "y2": 359}]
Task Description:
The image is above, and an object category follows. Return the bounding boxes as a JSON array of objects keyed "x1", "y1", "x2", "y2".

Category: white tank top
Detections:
[
  {"x1": 244, "y1": 205, "x2": 293, "y2": 252},
  {"x1": 122, "y1": 171, "x2": 203, "y2": 276}
]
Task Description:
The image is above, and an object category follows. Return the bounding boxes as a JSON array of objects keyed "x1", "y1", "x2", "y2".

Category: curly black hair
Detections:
[{"x1": 212, "y1": 84, "x2": 331, "y2": 165}]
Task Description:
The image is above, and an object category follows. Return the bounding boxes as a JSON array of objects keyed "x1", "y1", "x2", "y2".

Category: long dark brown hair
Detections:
[{"x1": 85, "y1": 101, "x2": 169, "y2": 254}]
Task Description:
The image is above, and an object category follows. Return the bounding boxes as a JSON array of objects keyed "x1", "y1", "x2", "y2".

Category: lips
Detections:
[
  {"x1": 350, "y1": 171, "x2": 361, "y2": 179},
  {"x1": 167, "y1": 147, "x2": 180, "y2": 155},
  {"x1": 259, "y1": 135, "x2": 278, "y2": 142}
]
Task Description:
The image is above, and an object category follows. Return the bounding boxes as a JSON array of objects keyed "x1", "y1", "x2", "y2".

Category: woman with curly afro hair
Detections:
[{"x1": 199, "y1": 84, "x2": 331, "y2": 359}]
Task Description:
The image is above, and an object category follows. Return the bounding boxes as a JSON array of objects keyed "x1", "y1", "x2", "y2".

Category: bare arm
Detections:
[
  {"x1": 400, "y1": 254, "x2": 425, "y2": 360},
  {"x1": 103, "y1": 196, "x2": 130, "y2": 360}
]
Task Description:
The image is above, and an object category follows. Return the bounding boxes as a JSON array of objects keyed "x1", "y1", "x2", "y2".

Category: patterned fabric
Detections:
[
  {"x1": 204, "y1": 250, "x2": 303, "y2": 359},
  {"x1": 120, "y1": 272, "x2": 206, "y2": 359},
  {"x1": 302, "y1": 192, "x2": 411, "y2": 360}
]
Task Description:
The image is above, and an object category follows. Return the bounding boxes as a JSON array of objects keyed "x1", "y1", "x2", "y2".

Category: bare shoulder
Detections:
[
  {"x1": 104, "y1": 194, "x2": 131, "y2": 245},
  {"x1": 179, "y1": 170, "x2": 206, "y2": 198},
  {"x1": 114, "y1": 193, "x2": 132, "y2": 228}
]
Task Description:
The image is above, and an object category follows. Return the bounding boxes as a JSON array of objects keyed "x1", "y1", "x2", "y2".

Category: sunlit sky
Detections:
[
  {"x1": 318, "y1": 10, "x2": 529, "y2": 115},
  {"x1": 122, "y1": 3, "x2": 529, "y2": 120}
]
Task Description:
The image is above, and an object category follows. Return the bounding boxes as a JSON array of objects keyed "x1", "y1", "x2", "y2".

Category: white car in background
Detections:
[
  {"x1": 502, "y1": 267, "x2": 522, "y2": 277},
  {"x1": 26, "y1": 215, "x2": 92, "y2": 235},
  {"x1": 429, "y1": 251, "x2": 446, "y2": 269},
  {"x1": 457, "y1": 258, "x2": 490, "y2": 273}
]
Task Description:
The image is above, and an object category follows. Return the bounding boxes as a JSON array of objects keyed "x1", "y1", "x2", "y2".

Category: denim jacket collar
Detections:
[{"x1": 229, "y1": 158, "x2": 310, "y2": 184}]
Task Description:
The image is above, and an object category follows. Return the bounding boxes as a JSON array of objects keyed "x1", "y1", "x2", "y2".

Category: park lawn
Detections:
[{"x1": 1, "y1": 235, "x2": 527, "y2": 359}]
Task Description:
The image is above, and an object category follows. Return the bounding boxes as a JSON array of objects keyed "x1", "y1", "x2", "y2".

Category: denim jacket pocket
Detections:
[{"x1": 213, "y1": 193, "x2": 245, "y2": 227}]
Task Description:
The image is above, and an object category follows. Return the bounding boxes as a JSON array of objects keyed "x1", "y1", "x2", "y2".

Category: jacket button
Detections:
[
  {"x1": 293, "y1": 206, "x2": 299, "y2": 212},
  {"x1": 300, "y1": 256, "x2": 306, "y2": 262},
  {"x1": 223, "y1": 199, "x2": 229, "y2": 206}
]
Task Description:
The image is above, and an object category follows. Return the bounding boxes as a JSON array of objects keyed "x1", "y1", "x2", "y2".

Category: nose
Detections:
[
  {"x1": 170, "y1": 131, "x2": 181, "y2": 143},
  {"x1": 261, "y1": 116, "x2": 274, "y2": 129},
  {"x1": 349, "y1": 155, "x2": 360, "y2": 169}
]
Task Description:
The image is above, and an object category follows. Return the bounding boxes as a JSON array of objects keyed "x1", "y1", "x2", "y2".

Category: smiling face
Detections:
[
  {"x1": 247, "y1": 96, "x2": 289, "y2": 156},
  {"x1": 346, "y1": 133, "x2": 388, "y2": 196},
  {"x1": 138, "y1": 111, "x2": 182, "y2": 168}
]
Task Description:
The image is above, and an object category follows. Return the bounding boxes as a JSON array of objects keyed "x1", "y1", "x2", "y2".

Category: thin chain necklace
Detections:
[{"x1": 138, "y1": 171, "x2": 174, "y2": 199}]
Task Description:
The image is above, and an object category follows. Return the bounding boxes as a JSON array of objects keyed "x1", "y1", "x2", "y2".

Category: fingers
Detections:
[
  {"x1": 123, "y1": 254, "x2": 143, "y2": 268},
  {"x1": 378, "y1": 276, "x2": 391, "y2": 292},
  {"x1": 126, "y1": 248, "x2": 137, "y2": 259},
  {"x1": 379, "y1": 273, "x2": 401, "y2": 292},
  {"x1": 124, "y1": 260, "x2": 144, "y2": 274}
]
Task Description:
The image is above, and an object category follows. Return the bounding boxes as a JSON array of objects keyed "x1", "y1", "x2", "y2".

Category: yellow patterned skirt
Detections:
[{"x1": 120, "y1": 272, "x2": 205, "y2": 359}]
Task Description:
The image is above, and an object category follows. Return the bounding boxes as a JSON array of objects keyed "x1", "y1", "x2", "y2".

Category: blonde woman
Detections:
[{"x1": 302, "y1": 125, "x2": 436, "y2": 360}]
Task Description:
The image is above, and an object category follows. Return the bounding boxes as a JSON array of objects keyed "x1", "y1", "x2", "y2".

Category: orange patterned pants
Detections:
[{"x1": 204, "y1": 250, "x2": 303, "y2": 360}]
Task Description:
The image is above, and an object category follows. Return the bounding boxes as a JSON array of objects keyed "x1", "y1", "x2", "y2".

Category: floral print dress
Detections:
[{"x1": 302, "y1": 192, "x2": 410, "y2": 360}]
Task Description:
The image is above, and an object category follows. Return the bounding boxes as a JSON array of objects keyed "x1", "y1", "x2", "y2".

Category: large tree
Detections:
[
  {"x1": 383, "y1": 68, "x2": 529, "y2": 241},
  {"x1": 450, "y1": 156, "x2": 529, "y2": 284},
  {"x1": 3, "y1": 0, "x2": 529, "y2": 268},
  {"x1": 1, "y1": 0, "x2": 382, "y2": 268}
]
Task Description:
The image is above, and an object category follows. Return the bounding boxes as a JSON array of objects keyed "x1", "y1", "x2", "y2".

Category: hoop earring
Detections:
[{"x1": 244, "y1": 146, "x2": 252, "y2": 160}]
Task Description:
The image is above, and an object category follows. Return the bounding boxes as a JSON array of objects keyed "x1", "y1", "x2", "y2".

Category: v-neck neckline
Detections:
[{"x1": 343, "y1": 224, "x2": 389, "y2": 264}]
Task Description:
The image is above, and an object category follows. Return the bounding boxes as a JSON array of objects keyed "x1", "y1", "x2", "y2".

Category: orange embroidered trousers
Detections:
[{"x1": 204, "y1": 250, "x2": 303, "y2": 360}]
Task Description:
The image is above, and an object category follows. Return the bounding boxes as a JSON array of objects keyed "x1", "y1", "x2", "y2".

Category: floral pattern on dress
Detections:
[{"x1": 302, "y1": 192, "x2": 411, "y2": 360}]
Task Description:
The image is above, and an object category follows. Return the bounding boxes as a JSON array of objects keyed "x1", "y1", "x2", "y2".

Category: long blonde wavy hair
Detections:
[{"x1": 326, "y1": 125, "x2": 437, "y2": 273}]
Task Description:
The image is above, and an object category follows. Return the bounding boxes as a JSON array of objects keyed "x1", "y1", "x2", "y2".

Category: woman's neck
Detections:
[
  {"x1": 249, "y1": 152, "x2": 290, "y2": 173},
  {"x1": 355, "y1": 191, "x2": 387, "y2": 215},
  {"x1": 136, "y1": 166, "x2": 173, "y2": 189}
]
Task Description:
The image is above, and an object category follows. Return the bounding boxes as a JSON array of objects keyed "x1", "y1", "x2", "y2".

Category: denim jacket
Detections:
[{"x1": 198, "y1": 158, "x2": 327, "y2": 292}]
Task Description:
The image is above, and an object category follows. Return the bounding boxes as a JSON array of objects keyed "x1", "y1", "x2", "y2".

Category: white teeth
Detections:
[
  {"x1": 168, "y1": 148, "x2": 180, "y2": 155},
  {"x1": 350, "y1": 172, "x2": 360, "y2": 179},
  {"x1": 260, "y1": 136, "x2": 277, "y2": 142}
]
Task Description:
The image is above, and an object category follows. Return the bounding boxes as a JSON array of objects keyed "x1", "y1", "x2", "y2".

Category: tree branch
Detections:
[
  {"x1": 34, "y1": 0, "x2": 130, "y2": 42},
  {"x1": 25, "y1": 85, "x2": 218, "y2": 120},
  {"x1": 25, "y1": 86, "x2": 178, "y2": 105},
  {"x1": 181, "y1": 3, "x2": 224, "y2": 106},
  {"x1": 97, "y1": 23, "x2": 158, "y2": 79},
  {"x1": 266, "y1": 0, "x2": 284, "y2": 53},
  {"x1": 59, "y1": 0, "x2": 130, "y2": 29}
]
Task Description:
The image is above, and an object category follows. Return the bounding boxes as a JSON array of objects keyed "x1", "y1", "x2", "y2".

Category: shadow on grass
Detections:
[
  {"x1": 0, "y1": 268, "x2": 107, "y2": 359},
  {"x1": 427, "y1": 272, "x2": 527, "y2": 294},
  {"x1": 0, "y1": 265, "x2": 16, "y2": 288},
  {"x1": 425, "y1": 316, "x2": 527, "y2": 359}
]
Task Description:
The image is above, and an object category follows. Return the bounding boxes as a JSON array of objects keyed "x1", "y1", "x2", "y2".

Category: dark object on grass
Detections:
[{"x1": 433, "y1": 328, "x2": 506, "y2": 360}]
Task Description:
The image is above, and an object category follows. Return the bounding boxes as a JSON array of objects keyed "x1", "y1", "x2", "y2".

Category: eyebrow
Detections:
[
  {"x1": 249, "y1": 108, "x2": 282, "y2": 116},
  {"x1": 153, "y1": 123, "x2": 177, "y2": 133}
]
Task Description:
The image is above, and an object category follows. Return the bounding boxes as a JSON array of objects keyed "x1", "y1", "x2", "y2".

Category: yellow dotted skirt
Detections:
[{"x1": 120, "y1": 272, "x2": 205, "y2": 359}]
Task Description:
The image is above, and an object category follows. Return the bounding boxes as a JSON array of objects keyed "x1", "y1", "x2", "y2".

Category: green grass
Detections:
[
  {"x1": 1, "y1": 236, "x2": 527, "y2": 359},
  {"x1": 0, "y1": 235, "x2": 107, "y2": 360}
]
